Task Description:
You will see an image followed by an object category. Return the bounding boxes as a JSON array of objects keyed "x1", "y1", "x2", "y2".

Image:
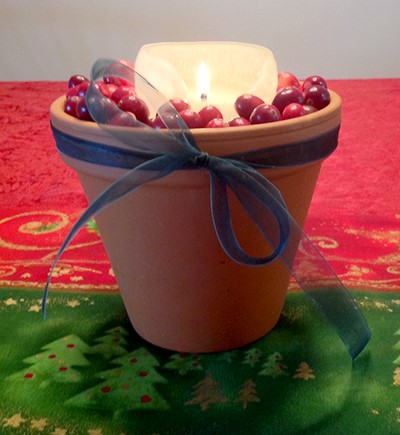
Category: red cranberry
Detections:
[
  {"x1": 75, "y1": 97, "x2": 93, "y2": 121},
  {"x1": 105, "y1": 83, "x2": 118, "y2": 96},
  {"x1": 250, "y1": 104, "x2": 281, "y2": 124},
  {"x1": 111, "y1": 86, "x2": 135, "y2": 104},
  {"x1": 282, "y1": 103, "x2": 307, "y2": 120},
  {"x1": 152, "y1": 112, "x2": 179, "y2": 129},
  {"x1": 302, "y1": 75, "x2": 328, "y2": 91},
  {"x1": 152, "y1": 115, "x2": 166, "y2": 129},
  {"x1": 228, "y1": 117, "x2": 251, "y2": 127},
  {"x1": 103, "y1": 76, "x2": 133, "y2": 87},
  {"x1": 68, "y1": 74, "x2": 89, "y2": 88},
  {"x1": 179, "y1": 109, "x2": 204, "y2": 129},
  {"x1": 76, "y1": 81, "x2": 91, "y2": 98},
  {"x1": 66, "y1": 86, "x2": 80, "y2": 100},
  {"x1": 205, "y1": 118, "x2": 226, "y2": 128},
  {"x1": 109, "y1": 111, "x2": 137, "y2": 126},
  {"x1": 272, "y1": 87, "x2": 304, "y2": 114},
  {"x1": 235, "y1": 94, "x2": 265, "y2": 120},
  {"x1": 199, "y1": 105, "x2": 223, "y2": 126},
  {"x1": 303, "y1": 85, "x2": 330, "y2": 110},
  {"x1": 169, "y1": 98, "x2": 191, "y2": 112},
  {"x1": 64, "y1": 96, "x2": 79, "y2": 117},
  {"x1": 94, "y1": 81, "x2": 117, "y2": 99},
  {"x1": 303, "y1": 104, "x2": 318, "y2": 115},
  {"x1": 277, "y1": 71, "x2": 300, "y2": 89},
  {"x1": 118, "y1": 95, "x2": 150, "y2": 124}
]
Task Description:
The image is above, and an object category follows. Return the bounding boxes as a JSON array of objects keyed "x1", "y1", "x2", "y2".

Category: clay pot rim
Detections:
[{"x1": 51, "y1": 90, "x2": 341, "y2": 150}]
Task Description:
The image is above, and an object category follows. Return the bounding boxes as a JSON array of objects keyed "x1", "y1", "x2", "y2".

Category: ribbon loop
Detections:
[{"x1": 44, "y1": 59, "x2": 371, "y2": 360}]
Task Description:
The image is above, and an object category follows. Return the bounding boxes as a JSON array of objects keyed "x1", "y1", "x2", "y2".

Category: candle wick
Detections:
[{"x1": 200, "y1": 93, "x2": 208, "y2": 103}]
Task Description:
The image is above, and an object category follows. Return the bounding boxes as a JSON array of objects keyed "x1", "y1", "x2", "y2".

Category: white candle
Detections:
[{"x1": 135, "y1": 42, "x2": 278, "y2": 120}]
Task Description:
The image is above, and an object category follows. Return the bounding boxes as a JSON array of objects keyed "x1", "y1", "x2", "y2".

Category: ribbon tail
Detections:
[
  {"x1": 292, "y1": 235, "x2": 371, "y2": 360},
  {"x1": 247, "y1": 168, "x2": 371, "y2": 358},
  {"x1": 42, "y1": 153, "x2": 180, "y2": 317},
  {"x1": 240, "y1": 169, "x2": 370, "y2": 359},
  {"x1": 209, "y1": 160, "x2": 370, "y2": 360}
]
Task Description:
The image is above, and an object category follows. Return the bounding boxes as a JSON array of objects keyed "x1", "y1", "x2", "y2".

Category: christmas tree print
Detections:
[
  {"x1": 393, "y1": 368, "x2": 400, "y2": 387},
  {"x1": 217, "y1": 350, "x2": 239, "y2": 364},
  {"x1": 89, "y1": 326, "x2": 129, "y2": 360},
  {"x1": 242, "y1": 348, "x2": 262, "y2": 367},
  {"x1": 185, "y1": 372, "x2": 229, "y2": 410},
  {"x1": 7, "y1": 335, "x2": 91, "y2": 389},
  {"x1": 65, "y1": 347, "x2": 169, "y2": 414},
  {"x1": 235, "y1": 380, "x2": 261, "y2": 409},
  {"x1": 258, "y1": 352, "x2": 288, "y2": 377},
  {"x1": 393, "y1": 328, "x2": 400, "y2": 364},
  {"x1": 393, "y1": 328, "x2": 400, "y2": 386},
  {"x1": 293, "y1": 362, "x2": 315, "y2": 380},
  {"x1": 164, "y1": 353, "x2": 202, "y2": 375}
]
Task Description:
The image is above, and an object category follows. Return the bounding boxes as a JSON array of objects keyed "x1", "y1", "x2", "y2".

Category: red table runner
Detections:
[
  {"x1": 1, "y1": 79, "x2": 400, "y2": 435},
  {"x1": 0, "y1": 80, "x2": 399, "y2": 292}
]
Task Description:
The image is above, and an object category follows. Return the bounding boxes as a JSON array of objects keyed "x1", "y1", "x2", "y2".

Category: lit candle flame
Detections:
[{"x1": 197, "y1": 62, "x2": 210, "y2": 103}]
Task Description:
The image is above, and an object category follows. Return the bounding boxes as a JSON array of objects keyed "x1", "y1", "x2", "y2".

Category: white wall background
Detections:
[{"x1": 1, "y1": 0, "x2": 399, "y2": 81}]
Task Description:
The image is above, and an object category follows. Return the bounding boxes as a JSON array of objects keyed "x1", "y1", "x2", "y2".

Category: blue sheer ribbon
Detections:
[{"x1": 44, "y1": 59, "x2": 371, "y2": 359}]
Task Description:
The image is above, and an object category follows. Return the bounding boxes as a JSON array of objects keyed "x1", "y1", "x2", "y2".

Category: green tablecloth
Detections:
[{"x1": 1, "y1": 288, "x2": 399, "y2": 434}]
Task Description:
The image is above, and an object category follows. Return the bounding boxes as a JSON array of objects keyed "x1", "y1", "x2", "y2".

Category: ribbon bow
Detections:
[{"x1": 44, "y1": 59, "x2": 371, "y2": 360}]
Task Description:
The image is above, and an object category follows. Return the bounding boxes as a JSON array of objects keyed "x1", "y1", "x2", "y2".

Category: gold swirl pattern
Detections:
[
  {"x1": 387, "y1": 266, "x2": 400, "y2": 275},
  {"x1": 0, "y1": 266, "x2": 17, "y2": 278},
  {"x1": 0, "y1": 208, "x2": 399, "y2": 292},
  {"x1": 0, "y1": 211, "x2": 70, "y2": 251},
  {"x1": 308, "y1": 236, "x2": 339, "y2": 249},
  {"x1": 0, "y1": 210, "x2": 117, "y2": 291},
  {"x1": 17, "y1": 211, "x2": 69, "y2": 235}
]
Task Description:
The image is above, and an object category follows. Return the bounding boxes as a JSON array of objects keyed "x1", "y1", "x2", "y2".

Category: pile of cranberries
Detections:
[{"x1": 63, "y1": 70, "x2": 331, "y2": 129}]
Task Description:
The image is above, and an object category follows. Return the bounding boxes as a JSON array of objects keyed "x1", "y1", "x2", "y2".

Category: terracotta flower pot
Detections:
[{"x1": 50, "y1": 91, "x2": 341, "y2": 353}]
